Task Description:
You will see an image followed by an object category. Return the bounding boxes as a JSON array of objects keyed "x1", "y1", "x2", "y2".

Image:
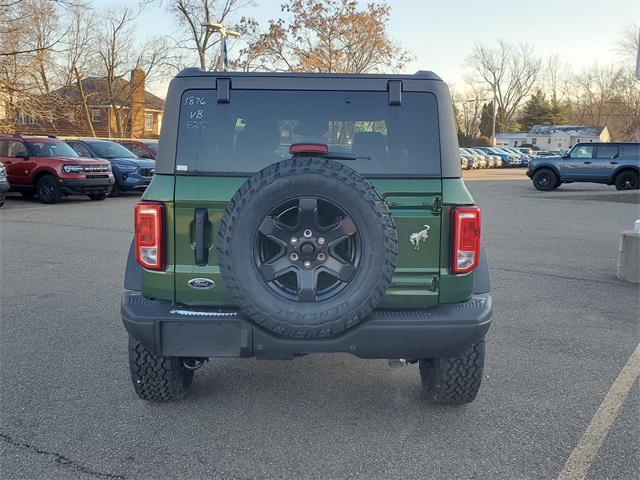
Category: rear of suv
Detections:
[
  {"x1": 0, "y1": 134, "x2": 113, "y2": 203},
  {"x1": 122, "y1": 70, "x2": 492, "y2": 405}
]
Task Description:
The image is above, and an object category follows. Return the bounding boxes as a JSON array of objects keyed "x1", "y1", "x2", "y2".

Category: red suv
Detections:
[{"x1": 0, "y1": 135, "x2": 114, "y2": 204}]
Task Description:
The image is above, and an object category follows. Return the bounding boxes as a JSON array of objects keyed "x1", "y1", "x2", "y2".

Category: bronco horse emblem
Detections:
[{"x1": 409, "y1": 225, "x2": 430, "y2": 250}]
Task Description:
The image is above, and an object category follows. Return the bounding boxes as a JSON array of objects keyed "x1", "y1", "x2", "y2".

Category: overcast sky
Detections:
[{"x1": 107, "y1": 0, "x2": 639, "y2": 97}]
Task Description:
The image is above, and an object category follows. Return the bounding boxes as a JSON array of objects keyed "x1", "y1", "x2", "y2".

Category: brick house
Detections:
[{"x1": 15, "y1": 69, "x2": 164, "y2": 139}]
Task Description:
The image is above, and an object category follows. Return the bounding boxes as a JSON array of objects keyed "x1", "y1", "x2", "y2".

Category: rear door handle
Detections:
[
  {"x1": 610, "y1": 161, "x2": 618, "y2": 165},
  {"x1": 194, "y1": 208, "x2": 208, "y2": 266}
]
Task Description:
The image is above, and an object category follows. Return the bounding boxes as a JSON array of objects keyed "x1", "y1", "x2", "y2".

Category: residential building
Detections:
[
  {"x1": 527, "y1": 125, "x2": 610, "y2": 151},
  {"x1": 495, "y1": 132, "x2": 528, "y2": 147},
  {"x1": 12, "y1": 69, "x2": 164, "y2": 138}
]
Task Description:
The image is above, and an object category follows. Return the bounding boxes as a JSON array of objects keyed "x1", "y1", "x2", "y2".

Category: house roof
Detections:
[
  {"x1": 528, "y1": 125, "x2": 605, "y2": 137},
  {"x1": 51, "y1": 77, "x2": 165, "y2": 111},
  {"x1": 495, "y1": 132, "x2": 528, "y2": 139}
]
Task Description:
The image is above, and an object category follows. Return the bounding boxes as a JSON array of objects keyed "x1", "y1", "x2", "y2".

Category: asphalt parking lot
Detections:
[{"x1": 1, "y1": 168, "x2": 638, "y2": 480}]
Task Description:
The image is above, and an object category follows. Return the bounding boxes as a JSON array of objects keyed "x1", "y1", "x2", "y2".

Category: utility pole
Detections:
[
  {"x1": 201, "y1": 22, "x2": 241, "y2": 71},
  {"x1": 491, "y1": 85, "x2": 497, "y2": 147}
]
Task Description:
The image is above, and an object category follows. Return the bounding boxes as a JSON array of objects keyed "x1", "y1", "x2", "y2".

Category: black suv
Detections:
[{"x1": 122, "y1": 70, "x2": 492, "y2": 405}]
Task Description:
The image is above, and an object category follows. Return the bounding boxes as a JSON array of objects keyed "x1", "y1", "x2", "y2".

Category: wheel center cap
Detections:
[{"x1": 300, "y1": 242, "x2": 315, "y2": 257}]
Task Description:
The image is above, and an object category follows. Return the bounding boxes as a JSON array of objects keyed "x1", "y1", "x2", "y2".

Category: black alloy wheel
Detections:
[
  {"x1": 37, "y1": 175, "x2": 62, "y2": 204},
  {"x1": 254, "y1": 197, "x2": 360, "y2": 303}
]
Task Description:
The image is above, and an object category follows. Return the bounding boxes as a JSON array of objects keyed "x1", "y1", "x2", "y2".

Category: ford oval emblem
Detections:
[{"x1": 187, "y1": 278, "x2": 215, "y2": 290}]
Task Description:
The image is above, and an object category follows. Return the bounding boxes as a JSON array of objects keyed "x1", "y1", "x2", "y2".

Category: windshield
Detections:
[
  {"x1": 87, "y1": 141, "x2": 138, "y2": 159},
  {"x1": 144, "y1": 142, "x2": 158, "y2": 154},
  {"x1": 176, "y1": 89, "x2": 441, "y2": 176},
  {"x1": 27, "y1": 140, "x2": 79, "y2": 158}
]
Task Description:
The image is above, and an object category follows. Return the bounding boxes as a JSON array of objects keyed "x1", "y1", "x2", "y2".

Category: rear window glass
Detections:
[
  {"x1": 619, "y1": 144, "x2": 640, "y2": 159},
  {"x1": 176, "y1": 89, "x2": 440, "y2": 176}
]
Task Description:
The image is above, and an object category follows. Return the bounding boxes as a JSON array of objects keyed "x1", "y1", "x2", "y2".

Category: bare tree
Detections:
[
  {"x1": 453, "y1": 84, "x2": 491, "y2": 140},
  {"x1": 63, "y1": 5, "x2": 98, "y2": 136},
  {"x1": 237, "y1": 0, "x2": 411, "y2": 73},
  {"x1": 150, "y1": 0, "x2": 253, "y2": 71},
  {"x1": 94, "y1": 7, "x2": 173, "y2": 136},
  {"x1": 465, "y1": 40, "x2": 542, "y2": 130},
  {"x1": 614, "y1": 21, "x2": 639, "y2": 65}
]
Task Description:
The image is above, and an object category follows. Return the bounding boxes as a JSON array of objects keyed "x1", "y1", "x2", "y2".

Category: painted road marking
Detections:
[{"x1": 557, "y1": 343, "x2": 640, "y2": 480}]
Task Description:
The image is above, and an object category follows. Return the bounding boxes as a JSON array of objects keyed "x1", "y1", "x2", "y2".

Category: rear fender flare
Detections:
[
  {"x1": 473, "y1": 242, "x2": 490, "y2": 294},
  {"x1": 124, "y1": 239, "x2": 142, "y2": 291}
]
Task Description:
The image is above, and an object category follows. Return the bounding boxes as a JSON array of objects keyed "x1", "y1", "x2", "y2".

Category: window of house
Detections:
[
  {"x1": 532, "y1": 138, "x2": 537, "y2": 145},
  {"x1": 145, "y1": 114, "x2": 153, "y2": 131},
  {"x1": 547, "y1": 138, "x2": 551, "y2": 144},
  {"x1": 91, "y1": 109, "x2": 101, "y2": 122}
]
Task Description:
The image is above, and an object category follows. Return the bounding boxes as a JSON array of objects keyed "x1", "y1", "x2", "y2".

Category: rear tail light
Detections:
[
  {"x1": 451, "y1": 206, "x2": 481, "y2": 274},
  {"x1": 134, "y1": 202, "x2": 164, "y2": 270}
]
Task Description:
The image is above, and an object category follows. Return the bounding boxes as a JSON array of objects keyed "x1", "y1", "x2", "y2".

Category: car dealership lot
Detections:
[{"x1": 1, "y1": 171, "x2": 638, "y2": 480}]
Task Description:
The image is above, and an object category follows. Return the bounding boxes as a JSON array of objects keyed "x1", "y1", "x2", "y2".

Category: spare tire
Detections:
[{"x1": 217, "y1": 157, "x2": 398, "y2": 339}]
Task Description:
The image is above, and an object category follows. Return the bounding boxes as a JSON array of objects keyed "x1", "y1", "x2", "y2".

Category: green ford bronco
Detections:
[{"x1": 122, "y1": 70, "x2": 492, "y2": 405}]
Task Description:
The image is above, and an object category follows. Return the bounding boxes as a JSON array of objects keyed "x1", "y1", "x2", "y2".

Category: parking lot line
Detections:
[{"x1": 557, "y1": 343, "x2": 640, "y2": 480}]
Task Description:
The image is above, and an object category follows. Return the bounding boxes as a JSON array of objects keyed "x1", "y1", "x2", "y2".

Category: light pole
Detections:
[
  {"x1": 201, "y1": 22, "x2": 241, "y2": 71},
  {"x1": 491, "y1": 86, "x2": 497, "y2": 147}
]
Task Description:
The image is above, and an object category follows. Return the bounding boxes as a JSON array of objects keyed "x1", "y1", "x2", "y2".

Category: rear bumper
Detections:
[
  {"x1": 60, "y1": 177, "x2": 114, "y2": 195},
  {"x1": 121, "y1": 291, "x2": 492, "y2": 360}
]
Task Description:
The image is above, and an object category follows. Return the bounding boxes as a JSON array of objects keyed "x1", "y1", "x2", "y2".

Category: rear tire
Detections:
[
  {"x1": 128, "y1": 336, "x2": 194, "y2": 401},
  {"x1": 532, "y1": 168, "x2": 559, "y2": 191},
  {"x1": 419, "y1": 340, "x2": 485, "y2": 405},
  {"x1": 614, "y1": 170, "x2": 638, "y2": 191},
  {"x1": 36, "y1": 175, "x2": 63, "y2": 204}
]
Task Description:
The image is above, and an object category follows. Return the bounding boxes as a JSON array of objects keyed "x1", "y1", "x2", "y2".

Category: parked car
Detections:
[
  {"x1": 0, "y1": 134, "x2": 113, "y2": 203},
  {"x1": 469, "y1": 148, "x2": 502, "y2": 168},
  {"x1": 116, "y1": 139, "x2": 158, "y2": 160},
  {"x1": 459, "y1": 149, "x2": 478, "y2": 169},
  {"x1": 460, "y1": 156, "x2": 469, "y2": 170},
  {"x1": 501, "y1": 147, "x2": 531, "y2": 166},
  {"x1": 461, "y1": 148, "x2": 492, "y2": 168},
  {"x1": 527, "y1": 142, "x2": 639, "y2": 191},
  {"x1": 518, "y1": 147, "x2": 534, "y2": 155},
  {"x1": 477, "y1": 147, "x2": 521, "y2": 167},
  {"x1": 122, "y1": 69, "x2": 492, "y2": 405},
  {"x1": 0, "y1": 162, "x2": 8, "y2": 207},
  {"x1": 66, "y1": 139, "x2": 155, "y2": 197}
]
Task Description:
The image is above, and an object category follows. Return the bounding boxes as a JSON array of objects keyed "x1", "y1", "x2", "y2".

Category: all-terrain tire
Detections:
[
  {"x1": 37, "y1": 175, "x2": 63, "y2": 204},
  {"x1": 614, "y1": 170, "x2": 638, "y2": 191},
  {"x1": 419, "y1": 340, "x2": 485, "y2": 405},
  {"x1": 217, "y1": 157, "x2": 398, "y2": 339},
  {"x1": 128, "y1": 336, "x2": 194, "y2": 401},
  {"x1": 532, "y1": 168, "x2": 559, "y2": 191}
]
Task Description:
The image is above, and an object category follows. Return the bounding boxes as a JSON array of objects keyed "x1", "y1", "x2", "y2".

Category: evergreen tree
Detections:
[
  {"x1": 520, "y1": 89, "x2": 554, "y2": 130},
  {"x1": 479, "y1": 102, "x2": 493, "y2": 138}
]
